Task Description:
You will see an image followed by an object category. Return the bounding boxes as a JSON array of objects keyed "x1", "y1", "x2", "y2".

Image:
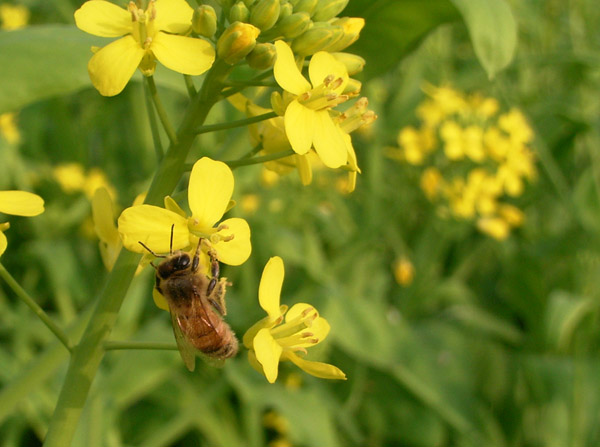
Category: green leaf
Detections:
[
  {"x1": 343, "y1": 0, "x2": 460, "y2": 79},
  {"x1": 450, "y1": 0, "x2": 517, "y2": 78}
]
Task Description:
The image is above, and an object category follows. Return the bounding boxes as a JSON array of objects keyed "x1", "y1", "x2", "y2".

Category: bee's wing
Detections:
[
  {"x1": 190, "y1": 286, "x2": 227, "y2": 369},
  {"x1": 170, "y1": 309, "x2": 197, "y2": 372}
]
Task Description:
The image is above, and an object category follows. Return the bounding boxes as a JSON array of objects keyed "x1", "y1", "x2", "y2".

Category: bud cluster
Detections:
[{"x1": 193, "y1": 0, "x2": 364, "y2": 68}]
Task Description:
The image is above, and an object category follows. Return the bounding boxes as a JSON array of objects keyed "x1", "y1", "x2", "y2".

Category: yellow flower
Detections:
[
  {"x1": 74, "y1": 0, "x2": 215, "y2": 96},
  {"x1": 118, "y1": 157, "x2": 251, "y2": 266},
  {"x1": 0, "y1": 113, "x2": 21, "y2": 145},
  {"x1": 393, "y1": 257, "x2": 414, "y2": 286},
  {"x1": 53, "y1": 163, "x2": 117, "y2": 201},
  {"x1": 273, "y1": 40, "x2": 349, "y2": 168},
  {"x1": 243, "y1": 256, "x2": 346, "y2": 383},
  {"x1": 0, "y1": 191, "x2": 44, "y2": 256},
  {"x1": 0, "y1": 4, "x2": 29, "y2": 30},
  {"x1": 476, "y1": 216, "x2": 510, "y2": 240},
  {"x1": 420, "y1": 167, "x2": 443, "y2": 200},
  {"x1": 92, "y1": 187, "x2": 122, "y2": 271}
]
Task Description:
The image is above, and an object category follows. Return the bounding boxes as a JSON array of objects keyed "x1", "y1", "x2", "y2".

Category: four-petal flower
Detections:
[{"x1": 0, "y1": 190, "x2": 44, "y2": 256}]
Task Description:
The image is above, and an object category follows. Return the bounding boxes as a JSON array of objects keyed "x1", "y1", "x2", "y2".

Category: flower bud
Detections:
[
  {"x1": 294, "y1": 0, "x2": 318, "y2": 15},
  {"x1": 277, "y1": 11, "x2": 311, "y2": 38},
  {"x1": 229, "y1": 1, "x2": 250, "y2": 23},
  {"x1": 332, "y1": 52, "x2": 365, "y2": 75},
  {"x1": 312, "y1": 0, "x2": 349, "y2": 21},
  {"x1": 218, "y1": 0, "x2": 236, "y2": 14},
  {"x1": 270, "y1": 91, "x2": 286, "y2": 116},
  {"x1": 244, "y1": 0, "x2": 257, "y2": 6},
  {"x1": 250, "y1": 0, "x2": 281, "y2": 31},
  {"x1": 217, "y1": 22, "x2": 261, "y2": 65},
  {"x1": 246, "y1": 42, "x2": 277, "y2": 69},
  {"x1": 192, "y1": 5, "x2": 217, "y2": 38},
  {"x1": 278, "y1": 1, "x2": 293, "y2": 20},
  {"x1": 323, "y1": 17, "x2": 364, "y2": 52},
  {"x1": 291, "y1": 23, "x2": 343, "y2": 56}
]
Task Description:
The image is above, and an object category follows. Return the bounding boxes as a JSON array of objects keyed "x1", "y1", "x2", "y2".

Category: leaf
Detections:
[
  {"x1": 450, "y1": 0, "x2": 517, "y2": 78},
  {"x1": 343, "y1": 0, "x2": 460, "y2": 79}
]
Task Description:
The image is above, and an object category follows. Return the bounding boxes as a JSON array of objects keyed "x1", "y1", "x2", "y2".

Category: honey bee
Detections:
[{"x1": 140, "y1": 233, "x2": 238, "y2": 371}]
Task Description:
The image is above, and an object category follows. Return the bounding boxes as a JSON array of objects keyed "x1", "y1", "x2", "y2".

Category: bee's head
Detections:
[{"x1": 157, "y1": 252, "x2": 191, "y2": 279}]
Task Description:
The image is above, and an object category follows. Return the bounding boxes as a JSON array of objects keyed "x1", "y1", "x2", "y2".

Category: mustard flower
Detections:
[
  {"x1": 0, "y1": 4, "x2": 29, "y2": 30},
  {"x1": 243, "y1": 256, "x2": 346, "y2": 383},
  {"x1": 273, "y1": 40, "x2": 349, "y2": 168},
  {"x1": 0, "y1": 191, "x2": 44, "y2": 256},
  {"x1": 74, "y1": 0, "x2": 215, "y2": 96},
  {"x1": 118, "y1": 157, "x2": 251, "y2": 267}
]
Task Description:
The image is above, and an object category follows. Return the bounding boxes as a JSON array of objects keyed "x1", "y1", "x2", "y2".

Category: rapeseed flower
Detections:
[
  {"x1": 74, "y1": 0, "x2": 215, "y2": 96},
  {"x1": 0, "y1": 191, "x2": 44, "y2": 256},
  {"x1": 118, "y1": 157, "x2": 251, "y2": 267},
  {"x1": 243, "y1": 256, "x2": 346, "y2": 383}
]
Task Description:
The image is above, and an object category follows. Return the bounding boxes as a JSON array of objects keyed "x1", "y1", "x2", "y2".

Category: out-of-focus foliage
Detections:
[{"x1": 1, "y1": 0, "x2": 600, "y2": 446}]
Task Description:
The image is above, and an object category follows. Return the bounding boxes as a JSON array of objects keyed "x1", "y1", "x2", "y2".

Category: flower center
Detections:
[
  {"x1": 188, "y1": 220, "x2": 235, "y2": 245},
  {"x1": 298, "y1": 75, "x2": 348, "y2": 111},
  {"x1": 270, "y1": 306, "x2": 319, "y2": 349},
  {"x1": 128, "y1": 0, "x2": 157, "y2": 50}
]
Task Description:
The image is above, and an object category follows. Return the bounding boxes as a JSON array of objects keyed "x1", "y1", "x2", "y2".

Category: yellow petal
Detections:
[
  {"x1": 74, "y1": 0, "x2": 132, "y2": 37},
  {"x1": 284, "y1": 351, "x2": 346, "y2": 380},
  {"x1": 308, "y1": 51, "x2": 348, "y2": 93},
  {"x1": 154, "y1": 0, "x2": 193, "y2": 34},
  {"x1": 274, "y1": 40, "x2": 311, "y2": 95},
  {"x1": 163, "y1": 196, "x2": 187, "y2": 217},
  {"x1": 152, "y1": 288, "x2": 170, "y2": 311},
  {"x1": 247, "y1": 349, "x2": 266, "y2": 375},
  {"x1": 88, "y1": 36, "x2": 144, "y2": 97},
  {"x1": 259, "y1": 256, "x2": 284, "y2": 319},
  {"x1": 284, "y1": 100, "x2": 314, "y2": 155},
  {"x1": 211, "y1": 217, "x2": 251, "y2": 266},
  {"x1": 243, "y1": 315, "x2": 277, "y2": 349},
  {"x1": 92, "y1": 187, "x2": 119, "y2": 245},
  {"x1": 0, "y1": 230, "x2": 6, "y2": 257},
  {"x1": 151, "y1": 32, "x2": 215, "y2": 76},
  {"x1": 188, "y1": 158, "x2": 233, "y2": 228},
  {"x1": 312, "y1": 110, "x2": 347, "y2": 168},
  {"x1": 254, "y1": 328, "x2": 283, "y2": 383},
  {"x1": 118, "y1": 205, "x2": 188, "y2": 253},
  {"x1": 295, "y1": 154, "x2": 313, "y2": 185},
  {"x1": 0, "y1": 191, "x2": 44, "y2": 216}
]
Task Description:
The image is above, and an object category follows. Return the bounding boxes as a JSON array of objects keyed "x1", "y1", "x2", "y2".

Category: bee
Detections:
[{"x1": 140, "y1": 233, "x2": 238, "y2": 371}]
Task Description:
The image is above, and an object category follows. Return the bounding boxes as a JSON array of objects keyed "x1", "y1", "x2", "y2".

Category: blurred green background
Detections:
[{"x1": 2, "y1": 0, "x2": 600, "y2": 446}]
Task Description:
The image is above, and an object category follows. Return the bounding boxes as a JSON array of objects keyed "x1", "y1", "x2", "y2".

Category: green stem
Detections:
[
  {"x1": 0, "y1": 263, "x2": 71, "y2": 351},
  {"x1": 146, "y1": 75, "x2": 178, "y2": 146},
  {"x1": 143, "y1": 80, "x2": 164, "y2": 162},
  {"x1": 104, "y1": 341, "x2": 178, "y2": 351},
  {"x1": 43, "y1": 59, "x2": 232, "y2": 447},
  {"x1": 183, "y1": 74, "x2": 197, "y2": 99},
  {"x1": 225, "y1": 148, "x2": 295, "y2": 169},
  {"x1": 194, "y1": 111, "x2": 277, "y2": 134}
]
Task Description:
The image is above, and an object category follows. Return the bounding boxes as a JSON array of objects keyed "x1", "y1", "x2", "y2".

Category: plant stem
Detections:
[
  {"x1": 43, "y1": 60, "x2": 232, "y2": 447},
  {"x1": 225, "y1": 148, "x2": 295, "y2": 169},
  {"x1": 183, "y1": 74, "x2": 197, "y2": 98},
  {"x1": 194, "y1": 111, "x2": 277, "y2": 134},
  {"x1": 0, "y1": 263, "x2": 72, "y2": 351},
  {"x1": 146, "y1": 75, "x2": 178, "y2": 146},
  {"x1": 143, "y1": 80, "x2": 164, "y2": 162},
  {"x1": 104, "y1": 341, "x2": 178, "y2": 351}
]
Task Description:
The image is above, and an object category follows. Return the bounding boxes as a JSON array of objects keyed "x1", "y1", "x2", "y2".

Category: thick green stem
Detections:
[
  {"x1": 43, "y1": 60, "x2": 232, "y2": 447},
  {"x1": 0, "y1": 263, "x2": 72, "y2": 351}
]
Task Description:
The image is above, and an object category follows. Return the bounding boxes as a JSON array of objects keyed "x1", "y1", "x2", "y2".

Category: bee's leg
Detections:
[
  {"x1": 191, "y1": 238, "x2": 203, "y2": 272},
  {"x1": 206, "y1": 250, "x2": 220, "y2": 295},
  {"x1": 209, "y1": 281, "x2": 228, "y2": 316}
]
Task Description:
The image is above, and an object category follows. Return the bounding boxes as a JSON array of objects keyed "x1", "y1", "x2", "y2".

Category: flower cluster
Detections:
[{"x1": 388, "y1": 85, "x2": 536, "y2": 240}]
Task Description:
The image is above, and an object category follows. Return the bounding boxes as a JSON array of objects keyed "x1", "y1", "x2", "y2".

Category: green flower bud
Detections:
[
  {"x1": 332, "y1": 52, "x2": 365, "y2": 75},
  {"x1": 244, "y1": 0, "x2": 257, "y2": 6},
  {"x1": 343, "y1": 78, "x2": 361, "y2": 95},
  {"x1": 229, "y1": 1, "x2": 250, "y2": 23},
  {"x1": 217, "y1": 21, "x2": 261, "y2": 64},
  {"x1": 323, "y1": 17, "x2": 364, "y2": 52},
  {"x1": 218, "y1": 0, "x2": 236, "y2": 14},
  {"x1": 312, "y1": 0, "x2": 349, "y2": 21},
  {"x1": 277, "y1": 11, "x2": 311, "y2": 38},
  {"x1": 192, "y1": 5, "x2": 218, "y2": 38},
  {"x1": 250, "y1": 0, "x2": 281, "y2": 31},
  {"x1": 291, "y1": 24, "x2": 343, "y2": 56},
  {"x1": 278, "y1": 1, "x2": 293, "y2": 20},
  {"x1": 270, "y1": 91, "x2": 286, "y2": 116},
  {"x1": 246, "y1": 42, "x2": 277, "y2": 69},
  {"x1": 293, "y1": 0, "x2": 318, "y2": 15}
]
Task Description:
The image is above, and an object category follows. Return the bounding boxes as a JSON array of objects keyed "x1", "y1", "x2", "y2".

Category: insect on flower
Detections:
[{"x1": 140, "y1": 227, "x2": 238, "y2": 371}]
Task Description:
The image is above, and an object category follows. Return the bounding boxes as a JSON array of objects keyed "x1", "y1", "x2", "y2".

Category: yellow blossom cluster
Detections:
[{"x1": 390, "y1": 85, "x2": 536, "y2": 240}]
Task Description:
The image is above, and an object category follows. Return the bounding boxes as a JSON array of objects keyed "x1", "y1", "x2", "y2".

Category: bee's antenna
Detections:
[
  {"x1": 169, "y1": 224, "x2": 175, "y2": 255},
  {"x1": 138, "y1": 241, "x2": 166, "y2": 258}
]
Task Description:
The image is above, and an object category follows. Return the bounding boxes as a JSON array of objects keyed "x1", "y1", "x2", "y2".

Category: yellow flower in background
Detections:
[
  {"x1": 0, "y1": 113, "x2": 21, "y2": 145},
  {"x1": 53, "y1": 163, "x2": 117, "y2": 201},
  {"x1": 0, "y1": 4, "x2": 29, "y2": 30},
  {"x1": 118, "y1": 157, "x2": 251, "y2": 266},
  {"x1": 393, "y1": 257, "x2": 415, "y2": 286},
  {"x1": 0, "y1": 191, "x2": 44, "y2": 256},
  {"x1": 74, "y1": 0, "x2": 215, "y2": 96},
  {"x1": 273, "y1": 40, "x2": 349, "y2": 168},
  {"x1": 391, "y1": 84, "x2": 536, "y2": 239},
  {"x1": 243, "y1": 256, "x2": 346, "y2": 383}
]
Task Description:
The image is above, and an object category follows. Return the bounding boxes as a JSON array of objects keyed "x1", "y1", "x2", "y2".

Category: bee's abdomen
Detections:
[{"x1": 180, "y1": 314, "x2": 238, "y2": 359}]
